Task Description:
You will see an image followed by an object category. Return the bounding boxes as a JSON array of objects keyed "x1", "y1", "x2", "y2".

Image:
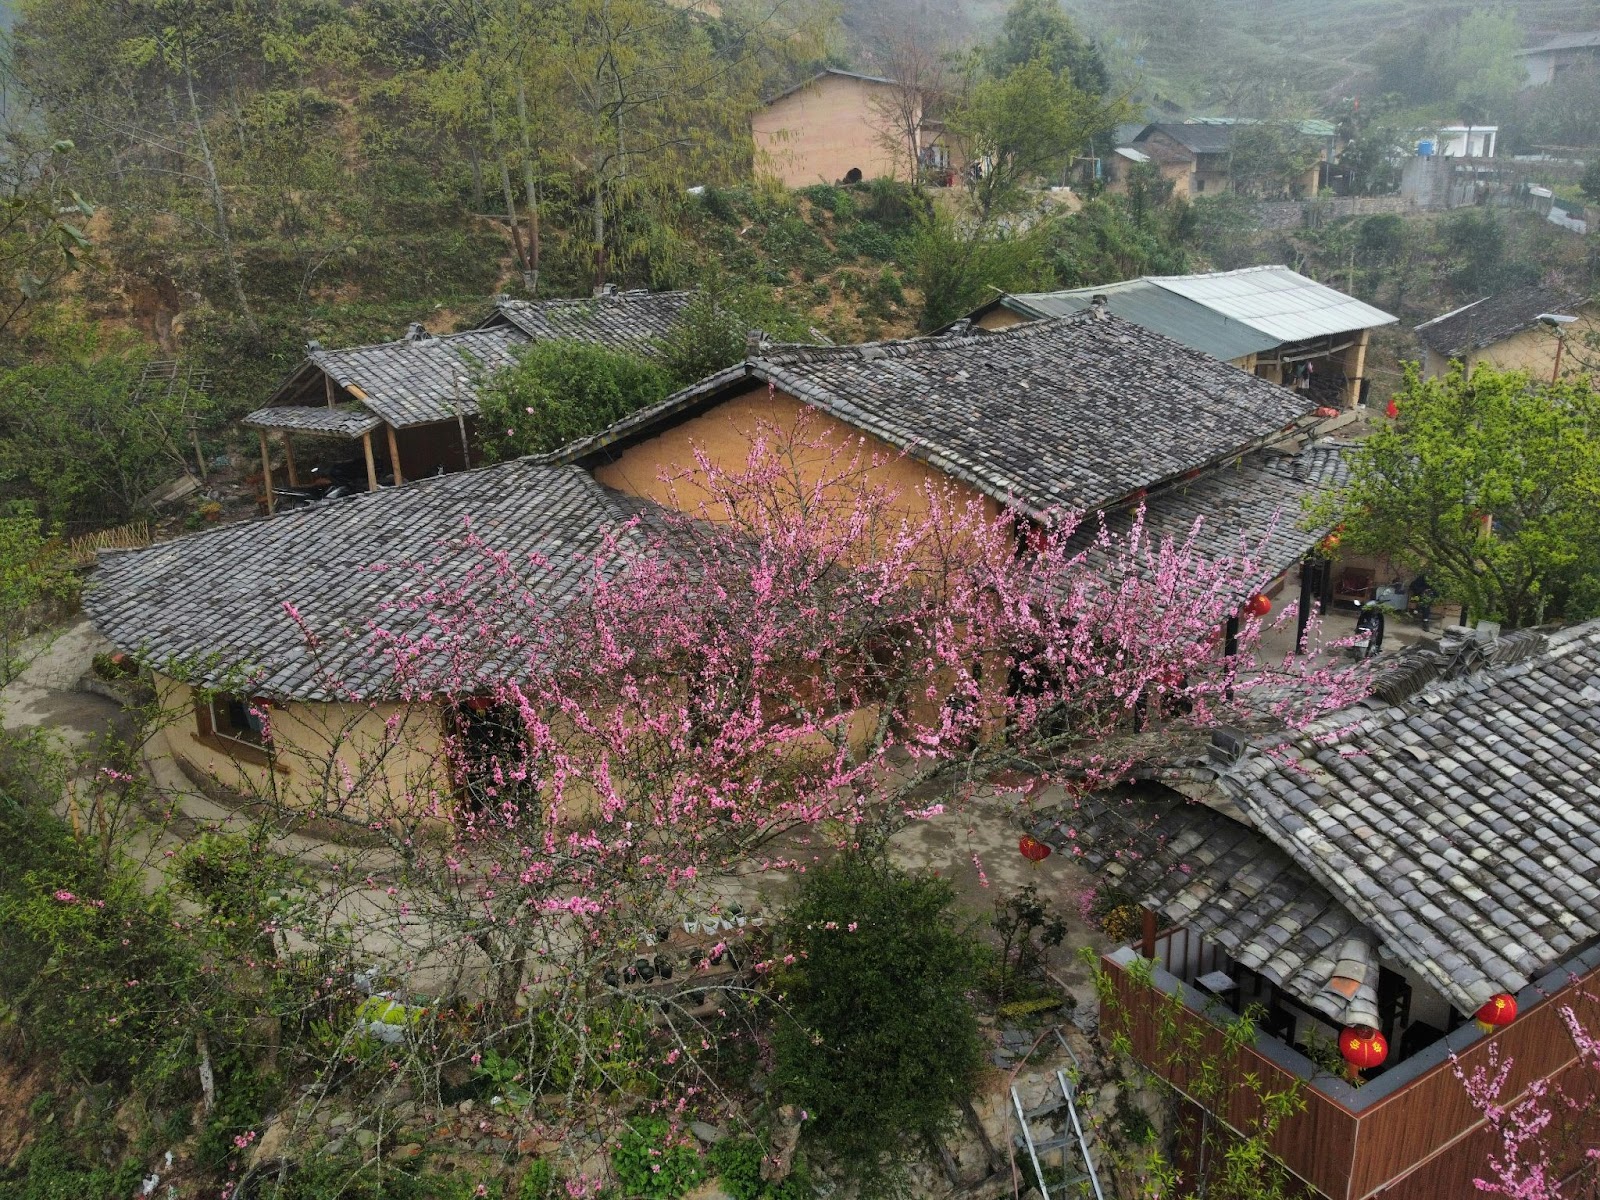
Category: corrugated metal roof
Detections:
[
  {"x1": 1149, "y1": 266, "x2": 1398, "y2": 345},
  {"x1": 1005, "y1": 280, "x2": 1283, "y2": 362}
]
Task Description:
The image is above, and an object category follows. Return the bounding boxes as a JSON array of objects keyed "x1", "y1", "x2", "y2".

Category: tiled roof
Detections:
[
  {"x1": 1061, "y1": 443, "x2": 1349, "y2": 588},
  {"x1": 552, "y1": 314, "x2": 1318, "y2": 523},
  {"x1": 1029, "y1": 789, "x2": 1382, "y2": 1026},
  {"x1": 1135, "y1": 122, "x2": 1236, "y2": 155},
  {"x1": 83, "y1": 464, "x2": 644, "y2": 700},
  {"x1": 241, "y1": 405, "x2": 382, "y2": 438},
  {"x1": 309, "y1": 327, "x2": 525, "y2": 428},
  {"x1": 1210, "y1": 620, "x2": 1600, "y2": 1014},
  {"x1": 484, "y1": 289, "x2": 693, "y2": 357},
  {"x1": 1414, "y1": 285, "x2": 1587, "y2": 358}
]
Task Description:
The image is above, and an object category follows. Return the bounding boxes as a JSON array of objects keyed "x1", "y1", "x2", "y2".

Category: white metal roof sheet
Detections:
[{"x1": 1150, "y1": 266, "x2": 1398, "y2": 345}]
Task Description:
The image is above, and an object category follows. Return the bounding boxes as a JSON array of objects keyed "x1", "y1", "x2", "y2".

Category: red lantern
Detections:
[
  {"x1": 1385, "y1": 398, "x2": 1399, "y2": 419},
  {"x1": 1018, "y1": 835, "x2": 1052, "y2": 864},
  {"x1": 1475, "y1": 993, "x2": 1517, "y2": 1032},
  {"x1": 1245, "y1": 593, "x2": 1273, "y2": 617},
  {"x1": 1340, "y1": 1026, "x2": 1388, "y2": 1070}
]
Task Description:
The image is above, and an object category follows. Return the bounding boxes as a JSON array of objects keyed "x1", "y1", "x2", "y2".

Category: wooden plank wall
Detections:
[
  {"x1": 1358, "y1": 983, "x2": 1600, "y2": 1199},
  {"x1": 1102, "y1": 958, "x2": 1356, "y2": 1199},
  {"x1": 1103, "y1": 955, "x2": 1600, "y2": 1200}
]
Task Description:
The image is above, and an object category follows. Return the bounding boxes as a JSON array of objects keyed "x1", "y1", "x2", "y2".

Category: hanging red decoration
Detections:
[
  {"x1": 1018, "y1": 835, "x2": 1052, "y2": 864},
  {"x1": 1340, "y1": 1026, "x2": 1388, "y2": 1070},
  {"x1": 1245, "y1": 593, "x2": 1273, "y2": 617},
  {"x1": 1475, "y1": 993, "x2": 1517, "y2": 1032},
  {"x1": 1385, "y1": 398, "x2": 1399, "y2": 419},
  {"x1": 463, "y1": 695, "x2": 495, "y2": 712}
]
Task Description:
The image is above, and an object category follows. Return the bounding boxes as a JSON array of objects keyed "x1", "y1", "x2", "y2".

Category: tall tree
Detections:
[
  {"x1": 986, "y1": 0, "x2": 1107, "y2": 95},
  {"x1": 1321, "y1": 364, "x2": 1600, "y2": 629}
]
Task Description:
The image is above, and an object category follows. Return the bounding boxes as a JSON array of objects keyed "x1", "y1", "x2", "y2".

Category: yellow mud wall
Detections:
[
  {"x1": 154, "y1": 674, "x2": 450, "y2": 814},
  {"x1": 753, "y1": 75, "x2": 905, "y2": 189}
]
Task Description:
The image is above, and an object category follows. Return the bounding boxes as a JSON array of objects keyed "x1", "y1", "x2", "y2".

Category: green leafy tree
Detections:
[
  {"x1": 0, "y1": 139, "x2": 95, "y2": 347},
  {"x1": 0, "y1": 505, "x2": 70, "y2": 684},
  {"x1": 1321, "y1": 363, "x2": 1600, "y2": 628},
  {"x1": 906, "y1": 209, "x2": 1052, "y2": 330},
  {"x1": 949, "y1": 57, "x2": 1126, "y2": 220},
  {"x1": 1583, "y1": 158, "x2": 1600, "y2": 205},
  {"x1": 0, "y1": 328, "x2": 191, "y2": 525},
  {"x1": 985, "y1": 0, "x2": 1108, "y2": 94},
  {"x1": 655, "y1": 273, "x2": 812, "y2": 387},
  {"x1": 771, "y1": 854, "x2": 985, "y2": 1192},
  {"x1": 477, "y1": 339, "x2": 671, "y2": 459}
]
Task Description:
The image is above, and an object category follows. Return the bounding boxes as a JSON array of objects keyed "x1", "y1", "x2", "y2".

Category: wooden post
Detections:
[
  {"x1": 1141, "y1": 907, "x2": 1158, "y2": 962},
  {"x1": 362, "y1": 431, "x2": 379, "y2": 492},
  {"x1": 1296, "y1": 556, "x2": 1315, "y2": 654},
  {"x1": 258, "y1": 429, "x2": 275, "y2": 515},
  {"x1": 324, "y1": 373, "x2": 336, "y2": 407},
  {"x1": 386, "y1": 424, "x2": 404, "y2": 484},
  {"x1": 282, "y1": 433, "x2": 299, "y2": 487},
  {"x1": 1344, "y1": 328, "x2": 1370, "y2": 409}
]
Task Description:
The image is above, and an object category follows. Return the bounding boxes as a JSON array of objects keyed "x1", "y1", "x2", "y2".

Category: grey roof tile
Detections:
[
  {"x1": 1415, "y1": 285, "x2": 1588, "y2": 359},
  {"x1": 83, "y1": 463, "x2": 647, "y2": 700},
  {"x1": 1214, "y1": 620, "x2": 1600, "y2": 1014},
  {"x1": 554, "y1": 313, "x2": 1318, "y2": 522},
  {"x1": 485, "y1": 289, "x2": 693, "y2": 355}
]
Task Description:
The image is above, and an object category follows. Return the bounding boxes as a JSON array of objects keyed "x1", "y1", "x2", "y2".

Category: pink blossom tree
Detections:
[{"x1": 169, "y1": 417, "x2": 1370, "y2": 1183}]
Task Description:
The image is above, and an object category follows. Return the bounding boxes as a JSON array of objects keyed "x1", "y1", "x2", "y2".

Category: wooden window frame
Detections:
[{"x1": 192, "y1": 692, "x2": 285, "y2": 771}]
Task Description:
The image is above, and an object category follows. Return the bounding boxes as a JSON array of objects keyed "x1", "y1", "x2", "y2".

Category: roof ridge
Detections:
[{"x1": 756, "y1": 312, "x2": 1099, "y2": 365}]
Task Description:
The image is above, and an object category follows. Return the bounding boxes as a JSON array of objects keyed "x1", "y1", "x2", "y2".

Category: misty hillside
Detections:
[{"x1": 846, "y1": 0, "x2": 1600, "y2": 107}]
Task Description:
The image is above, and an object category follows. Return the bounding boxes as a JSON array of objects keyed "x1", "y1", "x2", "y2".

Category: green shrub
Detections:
[
  {"x1": 0, "y1": 1131, "x2": 145, "y2": 1200},
  {"x1": 611, "y1": 1117, "x2": 705, "y2": 1200},
  {"x1": 518, "y1": 1158, "x2": 557, "y2": 1200},
  {"x1": 0, "y1": 773, "x2": 199, "y2": 1084},
  {"x1": 771, "y1": 854, "x2": 985, "y2": 1191},
  {"x1": 707, "y1": 1137, "x2": 811, "y2": 1200},
  {"x1": 477, "y1": 340, "x2": 672, "y2": 459}
]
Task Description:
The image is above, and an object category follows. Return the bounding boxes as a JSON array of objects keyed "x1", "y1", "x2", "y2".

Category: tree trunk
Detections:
[
  {"x1": 487, "y1": 98, "x2": 529, "y2": 277},
  {"x1": 180, "y1": 44, "x2": 259, "y2": 338},
  {"x1": 468, "y1": 144, "x2": 486, "y2": 211},
  {"x1": 515, "y1": 79, "x2": 542, "y2": 296},
  {"x1": 592, "y1": 165, "x2": 607, "y2": 293}
]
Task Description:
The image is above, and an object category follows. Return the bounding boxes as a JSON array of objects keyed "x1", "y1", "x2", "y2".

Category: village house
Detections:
[
  {"x1": 1127, "y1": 118, "x2": 1335, "y2": 199},
  {"x1": 1415, "y1": 283, "x2": 1598, "y2": 381},
  {"x1": 1516, "y1": 31, "x2": 1600, "y2": 88},
  {"x1": 85, "y1": 312, "x2": 1345, "y2": 808},
  {"x1": 1051, "y1": 620, "x2": 1600, "y2": 1198},
  {"x1": 964, "y1": 265, "x2": 1397, "y2": 408},
  {"x1": 243, "y1": 288, "x2": 694, "y2": 511},
  {"x1": 751, "y1": 68, "x2": 960, "y2": 189}
]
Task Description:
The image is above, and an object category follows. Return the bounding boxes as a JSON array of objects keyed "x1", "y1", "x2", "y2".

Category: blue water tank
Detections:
[{"x1": 1417, "y1": 140, "x2": 1435, "y2": 156}]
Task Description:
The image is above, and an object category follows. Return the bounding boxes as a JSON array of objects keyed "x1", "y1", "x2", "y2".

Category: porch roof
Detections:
[
  {"x1": 1031, "y1": 788, "x2": 1382, "y2": 1027},
  {"x1": 241, "y1": 405, "x2": 383, "y2": 439},
  {"x1": 1058, "y1": 441, "x2": 1348, "y2": 589},
  {"x1": 482, "y1": 288, "x2": 693, "y2": 357}
]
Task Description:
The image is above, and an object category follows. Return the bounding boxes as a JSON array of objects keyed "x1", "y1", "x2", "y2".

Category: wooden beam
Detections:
[
  {"x1": 282, "y1": 433, "x2": 299, "y2": 486},
  {"x1": 386, "y1": 424, "x2": 404, "y2": 485},
  {"x1": 258, "y1": 429, "x2": 275, "y2": 515},
  {"x1": 362, "y1": 430, "x2": 379, "y2": 492},
  {"x1": 324, "y1": 373, "x2": 335, "y2": 407}
]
